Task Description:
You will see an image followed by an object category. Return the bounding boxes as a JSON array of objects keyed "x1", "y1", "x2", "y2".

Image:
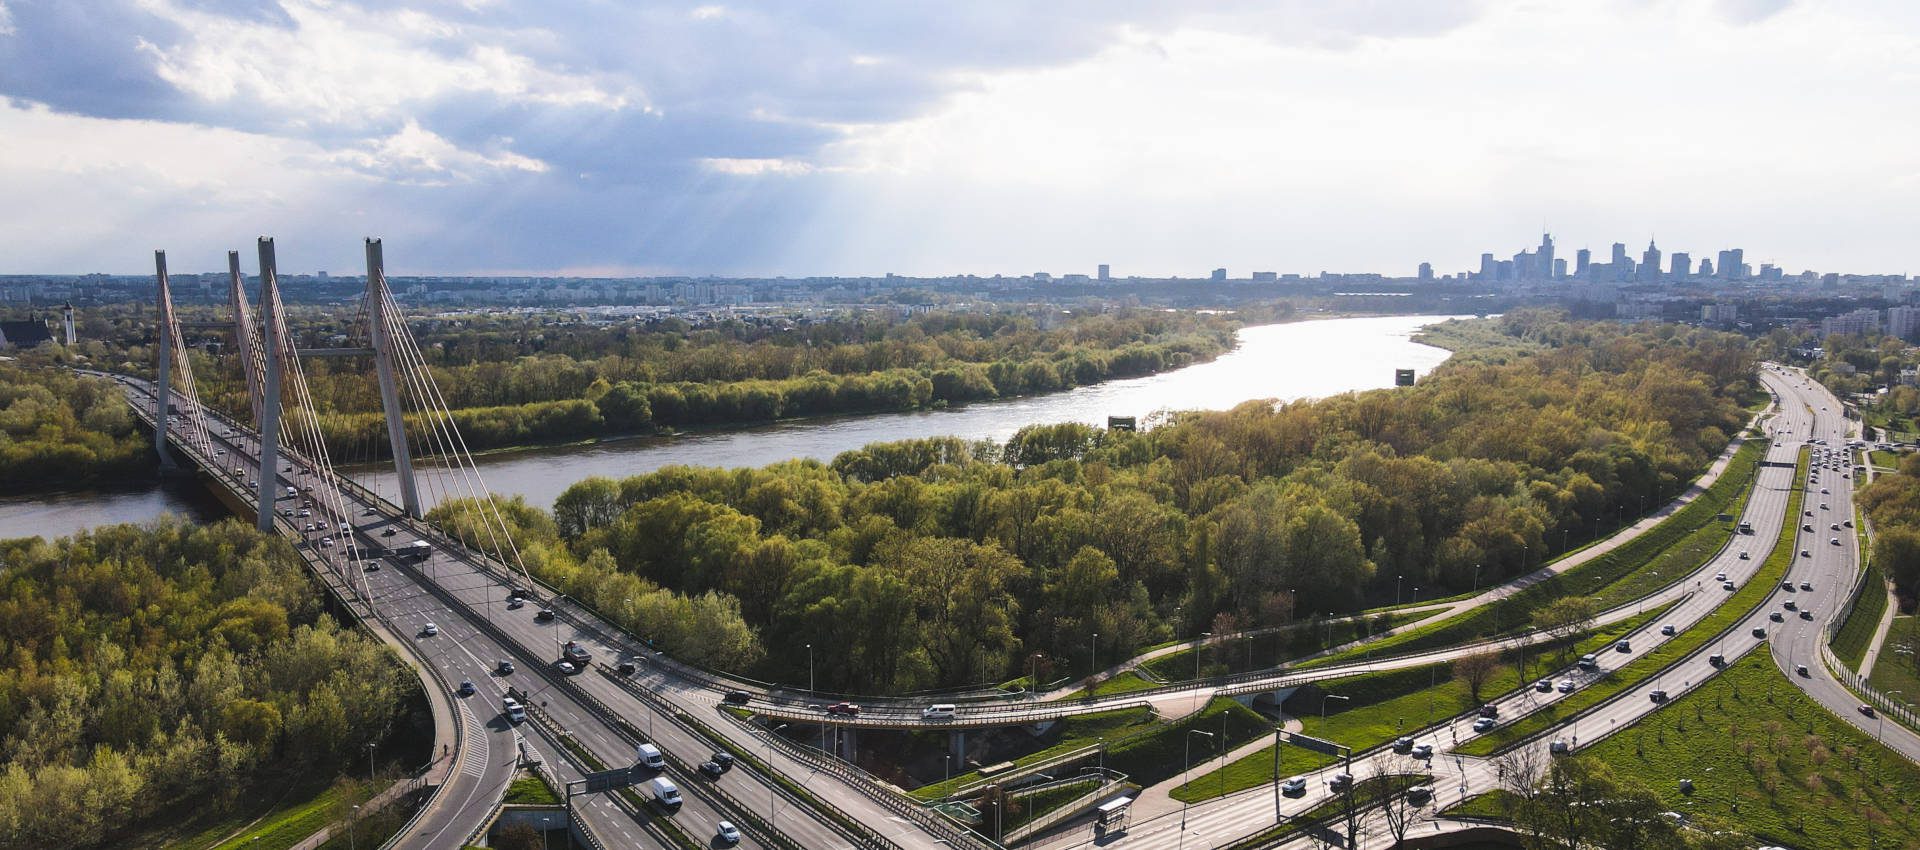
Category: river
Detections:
[{"x1": 0, "y1": 313, "x2": 1463, "y2": 537}]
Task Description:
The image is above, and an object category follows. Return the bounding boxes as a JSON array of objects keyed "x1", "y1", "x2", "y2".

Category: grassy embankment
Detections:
[
  {"x1": 1301, "y1": 439, "x2": 1765, "y2": 670},
  {"x1": 1453, "y1": 447, "x2": 1805, "y2": 755}
]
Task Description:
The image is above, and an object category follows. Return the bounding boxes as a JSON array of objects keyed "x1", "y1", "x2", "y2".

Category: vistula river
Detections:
[{"x1": 0, "y1": 313, "x2": 1464, "y2": 537}]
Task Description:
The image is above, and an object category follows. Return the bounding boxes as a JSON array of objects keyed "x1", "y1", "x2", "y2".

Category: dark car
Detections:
[
  {"x1": 458, "y1": 680, "x2": 476, "y2": 697},
  {"x1": 1478, "y1": 704, "x2": 1499, "y2": 719},
  {"x1": 617, "y1": 659, "x2": 638, "y2": 675},
  {"x1": 825, "y1": 702, "x2": 861, "y2": 716},
  {"x1": 723, "y1": 691, "x2": 752, "y2": 705},
  {"x1": 711, "y1": 752, "x2": 735, "y2": 771},
  {"x1": 535, "y1": 608, "x2": 556, "y2": 622},
  {"x1": 497, "y1": 659, "x2": 515, "y2": 675},
  {"x1": 698, "y1": 761, "x2": 725, "y2": 778},
  {"x1": 506, "y1": 597, "x2": 525, "y2": 610}
]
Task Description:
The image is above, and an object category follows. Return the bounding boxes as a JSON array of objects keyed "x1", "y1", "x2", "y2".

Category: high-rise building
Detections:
[
  {"x1": 1702, "y1": 303, "x2": 1739, "y2": 324},
  {"x1": 1726, "y1": 248, "x2": 1745, "y2": 280},
  {"x1": 1210, "y1": 268, "x2": 1227, "y2": 282},
  {"x1": 1417, "y1": 262, "x2": 1434, "y2": 281},
  {"x1": 1097, "y1": 264, "x2": 1110, "y2": 281},
  {"x1": 1480, "y1": 253, "x2": 1497, "y2": 280},
  {"x1": 1889, "y1": 305, "x2": 1920, "y2": 341},
  {"x1": 1641, "y1": 240, "x2": 1661, "y2": 282},
  {"x1": 1670, "y1": 253, "x2": 1691, "y2": 277},
  {"x1": 1611, "y1": 243, "x2": 1629, "y2": 266},
  {"x1": 1575, "y1": 248, "x2": 1591, "y2": 277},
  {"x1": 1538, "y1": 233, "x2": 1556, "y2": 280},
  {"x1": 1822, "y1": 308, "x2": 1881, "y2": 337},
  {"x1": 1553, "y1": 258, "x2": 1568, "y2": 278},
  {"x1": 1699, "y1": 258, "x2": 1714, "y2": 277}
]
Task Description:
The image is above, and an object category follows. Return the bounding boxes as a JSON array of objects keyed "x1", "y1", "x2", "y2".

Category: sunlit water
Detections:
[{"x1": 0, "y1": 313, "x2": 1464, "y2": 537}]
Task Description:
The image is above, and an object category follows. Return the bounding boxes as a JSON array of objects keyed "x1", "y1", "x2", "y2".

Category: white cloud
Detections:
[
  {"x1": 328, "y1": 120, "x2": 548, "y2": 184},
  {"x1": 699, "y1": 157, "x2": 815, "y2": 176},
  {"x1": 134, "y1": 0, "x2": 642, "y2": 129},
  {"x1": 0, "y1": 2, "x2": 14, "y2": 37},
  {"x1": 690, "y1": 5, "x2": 728, "y2": 21}
]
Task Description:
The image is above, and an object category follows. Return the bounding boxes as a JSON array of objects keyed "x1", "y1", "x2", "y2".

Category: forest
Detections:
[
  {"x1": 429, "y1": 312, "x2": 1756, "y2": 693},
  {"x1": 1859, "y1": 452, "x2": 1920, "y2": 609},
  {"x1": 0, "y1": 519, "x2": 420, "y2": 848},
  {"x1": 70, "y1": 305, "x2": 1243, "y2": 456},
  {"x1": 0, "y1": 364, "x2": 151, "y2": 494}
]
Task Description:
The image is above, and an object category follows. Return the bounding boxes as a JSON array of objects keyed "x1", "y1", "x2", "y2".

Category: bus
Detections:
[
  {"x1": 1095, "y1": 796, "x2": 1131, "y2": 832},
  {"x1": 393, "y1": 540, "x2": 431, "y2": 562}
]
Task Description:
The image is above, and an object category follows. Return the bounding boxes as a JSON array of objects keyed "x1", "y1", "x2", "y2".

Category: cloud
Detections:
[
  {"x1": 1715, "y1": 0, "x2": 1794, "y2": 24},
  {"x1": 0, "y1": 2, "x2": 14, "y2": 36},
  {"x1": 326, "y1": 120, "x2": 548, "y2": 185}
]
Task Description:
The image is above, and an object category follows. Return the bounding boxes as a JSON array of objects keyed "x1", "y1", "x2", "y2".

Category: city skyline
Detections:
[{"x1": 6, "y1": 1, "x2": 1920, "y2": 277}]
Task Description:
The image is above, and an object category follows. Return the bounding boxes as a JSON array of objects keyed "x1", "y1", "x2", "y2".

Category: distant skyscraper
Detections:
[
  {"x1": 1641, "y1": 240, "x2": 1661, "y2": 282},
  {"x1": 1210, "y1": 268, "x2": 1227, "y2": 281},
  {"x1": 1552, "y1": 258, "x2": 1568, "y2": 278},
  {"x1": 1699, "y1": 257, "x2": 1715, "y2": 277},
  {"x1": 1418, "y1": 262, "x2": 1434, "y2": 281},
  {"x1": 1575, "y1": 248, "x2": 1591, "y2": 277},
  {"x1": 1611, "y1": 242, "x2": 1629, "y2": 266},
  {"x1": 1670, "y1": 253, "x2": 1691, "y2": 277},
  {"x1": 1538, "y1": 233, "x2": 1556, "y2": 280},
  {"x1": 1098, "y1": 264, "x2": 1110, "y2": 281},
  {"x1": 1889, "y1": 305, "x2": 1920, "y2": 341},
  {"x1": 1480, "y1": 253, "x2": 1497, "y2": 279},
  {"x1": 1726, "y1": 248, "x2": 1745, "y2": 280}
]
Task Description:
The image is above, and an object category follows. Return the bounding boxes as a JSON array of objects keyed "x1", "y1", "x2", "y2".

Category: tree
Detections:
[
  {"x1": 1453, "y1": 650, "x2": 1504, "y2": 705},
  {"x1": 493, "y1": 821, "x2": 542, "y2": 850},
  {"x1": 1366, "y1": 754, "x2": 1427, "y2": 849},
  {"x1": 1531, "y1": 596, "x2": 1597, "y2": 658}
]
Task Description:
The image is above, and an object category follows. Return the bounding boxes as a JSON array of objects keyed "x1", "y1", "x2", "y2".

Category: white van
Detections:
[
  {"x1": 649, "y1": 777, "x2": 682, "y2": 810},
  {"x1": 922, "y1": 704, "x2": 957, "y2": 720},
  {"x1": 502, "y1": 696, "x2": 527, "y2": 724},
  {"x1": 637, "y1": 743, "x2": 666, "y2": 769}
]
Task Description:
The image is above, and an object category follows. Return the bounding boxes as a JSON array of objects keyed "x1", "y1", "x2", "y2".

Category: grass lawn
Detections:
[
  {"x1": 1000, "y1": 778, "x2": 1103, "y2": 832},
  {"x1": 1083, "y1": 670, "x2": 1159, "y2": 698},
  {"x1": 503, "y1": 773, "x2": 562, "y2": 805},
  {"x1": 1456, "y1": 456, "x2": 1804, "y2": 756},
  {"x1": 1584, "y1": 653, "x2": 1920, "y2": 850},
  {"x1": 1832, "y1": 560, "x2": 1889, "y2": 670},
  {"x1": 1140, "y1": 611, "x2": 1426, "y2": 682},
  {"x1": 155, "y1": 775, "x2": 380, "y2": 850},
  {"x1": 1302, "y1": 440, "x2": 1766, "y2": 669},
  {"x1": 908, "y1": 706, "x2": 1159, "y2": 800},
  {"x1": 1102, "y1": 698, "x2": 1271, "y2": 789},
  {"x1": 1867, "y1": 615, "x2": 1920, "y2": 718}
]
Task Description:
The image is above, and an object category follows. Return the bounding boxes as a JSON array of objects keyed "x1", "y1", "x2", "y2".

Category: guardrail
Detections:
[
  {"x1": 1821, "y1": 644, "x2": 1920, "y2": 732},
  {"x1": 1001, "y1": 777, "x2": 1124, "y2": 845},
  {"x1": 937, "y1": 743, "x2": 1106, "y2": 801},
  {"x1": 718, "y1": 708, "x2": 1003, "y2": 850}
]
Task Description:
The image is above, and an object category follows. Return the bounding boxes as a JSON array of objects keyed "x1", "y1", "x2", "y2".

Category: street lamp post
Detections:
[
  {"x1": 551, "y1": 594, "x2": 565, "y2": 658},
  {"x1": 807, "y1": 643, "x2": 815, "y2": 693},
  {"x1": 1473, "y1": 563, "x2": 1481, "y2": 594},
  {"x1": 348, "y1": 805, "x2": 359, "y2": 850},
  {"x1": 1180, "y1": 730, "x2": 1215, "y2": 850},
  {"x1": 1396, "y1": 574, "x2": 1403, "y2": 606},
  {"x1": 1091, "y1": 632, "x2": 1099, "y2": 679},
  {"x1": 367, "y1": 741, "x2": 376, "y2": 783}
]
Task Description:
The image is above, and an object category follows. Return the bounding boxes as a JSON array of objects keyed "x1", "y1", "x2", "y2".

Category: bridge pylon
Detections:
[
  {"x1": 255, "y1": 237, "x2": 283, "y2": 533},
  {"x1": 366, "y1": 238, "x2": 423, "y2": 518},
  {"x1": 151, "y1": 250, "x2": 176, "y2": 470}
]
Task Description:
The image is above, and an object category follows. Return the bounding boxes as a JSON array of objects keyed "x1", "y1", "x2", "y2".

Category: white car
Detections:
[
  {"x1": 1472, "y1": 716, "x2": 1497, "y2": 732},
  {"x1": 1281, "y1": 776, "x2": 1308, "y2": 796},
  {"x1": 422, "y1": 622, "x2": 439, "y2": 636},
  {"x1": 1411, "y1": 742, "x2": 1434, "y2": 760},
  {"x1": 1558, "y1": 678, "x2": 1576, "y2": 693},
  {"x1": 716, "y1": 822, "x2": 741, "y2": 845}
]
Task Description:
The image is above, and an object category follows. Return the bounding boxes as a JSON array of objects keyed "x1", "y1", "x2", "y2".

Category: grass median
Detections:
[
  {"x1": 1830, "y1": 559, "x2": 1887, "y2": 670},
  {"x1": 1302, "y1": 440, "x2": 1767, "y2": 669},
  {"x1": 1453, "y1": 447, "x2": 1806, "y2": 756}
]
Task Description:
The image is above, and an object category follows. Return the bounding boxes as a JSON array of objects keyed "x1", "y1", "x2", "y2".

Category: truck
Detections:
[
  {"x1": 392, "y1": 540, "x2": 430, "y2": 562},
  {"x1": 648, "y1": 777, "x2": 681, "y2": 810}
]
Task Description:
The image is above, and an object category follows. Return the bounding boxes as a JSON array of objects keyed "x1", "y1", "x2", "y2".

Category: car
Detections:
[
  {"x1": 535, "y1": 608, "x2": 556, "y2": 622},
  {"x1": 1796, "y1": 664, "x2": 1810, "y2": 677},
  {"x1": 1407, "y1": 785, "x2": 1434, "y2": 806},
  {"x1": 507, "y1": 597, "x2": 525, "y2": 610},
  {"x1": 458, "y1": 680, "x2": 475, "y2": 697},
  {"x1": 317, "y1": 521, "x2": 328, "y2": 531},
  {"x1": 1861, "y1": 704, "x2": 1878, "y2": 717},
  {"x1": 1845, "y1": 519, "x2": 1855, "y2": 527},
  {"x1": 1782, "y1": 581, "x2": 1795, "y2": 591},
  {"x1": 1831, "y1": 537, "x2": 1841, "y2": 545},
  {"x1": 1800, "y1": 609, "x2": 1815, "y2": 620},
  {"x1": 698, "y1": 760, "x2": 725, "y2": 778},
  {"x1": 1769, "y1": 611, "x2": 1784, "y2": 622},
  {"x1": 297, "y1": 509, "x2": 311, "y2": 518},
  {"x1": 382, "y1": 528, "x2": 398, "y2": 537},
  {"x1": 363, "y1": 561, "x2": 380, "y2": 572},
  {"x1": 304, "y1": 523, "x2": 315, "y2": 532},
  {"x1": 1393, "y1": 736, "x2": 1415, "y2": 753},
  {"x1": 1801, "y1": 581, "x2": 1814, "y2": 590},
  {"x1": 1578, "y1": 654, "x2": 1598, "y2": 670},
  {"x1": 1821, "y1": 503, "x2": 1829, "y2": 511},
  {"x1": 1281, "y1": 776, "x2": 1308, "y2": 796},
  {"x1": 1411, "y1": 742, "x2": 1434, "y2": 759},
  {"x1": 1709, "y1": 653, "x2": 1725, "y2": 667},
  {"x1": 1803, "y1": 523, "x2": 1815, "y2": 532},
  {"x1": 1549, "y1": 739, "x2": 1570, "y2": 755},
  {"x1": 1715, "y1": 572, "x2": 1728, "y2": 581},
  {"x1": 1660, "y1": 624, "x2": 1677, "y2": 636},
  {"x1": 1473, "y1": 717, "x2": 1497, "y2": 732},
  {"x1": 555, "y1": 660, "x2": 577, "y2": 674},
  {"x1": 248, "y1": 479, "x2": 258, "y2": 488},
  {"x1": 825, "y1": 702, "x2": 861, "y2": 716},
  {"x1": 503, "y1": 696, "x2": 527, "y2": 724},
  {"x1": 617, "y1": 658, "x2": 637, "y2": 675},
  {"x1": 1478, "y1": 704, "x2": 1500, "y2": 719},
  {"x1": 421, "y1": 622, "x2": 438, "y2": 636},
  {"x1": 1327, "y1": 772, "x2": 1354, "y2": 793},
  {"x1": 1737, "y1": 551, "x2": 1749, "y2": 560},
  {"x1": 1822, "y1": 488, "x2": 1830, "y2": 494},
  {"x1": 362, "y1": 508, "x2": 378, "y2": 516},
  {"x1": 1535, "y1": 679, "x2": 1553, "y2": 693},
  {"x1": 319, "y1": 538, "x2": 334, "y2": 548},
  {"x1": 724, "y1": 690, "x2": 752, "y2": 705},
  {"x1": 1784, "y1": 600, "x2": 1798, "y2": 611},
  {"x1": 716, "y1": 822, "x2": 741, "y2": 845},
  {"x1": 1752, "y1": 627, "x2": 1767, "y2": 639},
  {"x1": 280, "y1": 508, "x2": 293, "y2": 517},
  {"x1": 1558, "y1": 678, "x2": 1576, "y2": 693},
  {"x1": 497, "y1": 660, "x2": 515, "y2": 675},
  {"x1": 711, "y1": 752, "x2": 735, "y2": 771},
  {"x1": 1649, "y1": 690, "x2": 1669, "y2": 703},
  {"x1": 1614, "y1": 639, "x2": 1632, "y2": 653},
  {"x1": 1801, "y1": 550, "x2": 1811, "y2": 557}
]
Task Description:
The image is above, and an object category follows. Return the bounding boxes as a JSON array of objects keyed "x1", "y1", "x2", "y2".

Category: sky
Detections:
[{"x1": 3, "y1": 0, "x2": 1919, "y2": 278}]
